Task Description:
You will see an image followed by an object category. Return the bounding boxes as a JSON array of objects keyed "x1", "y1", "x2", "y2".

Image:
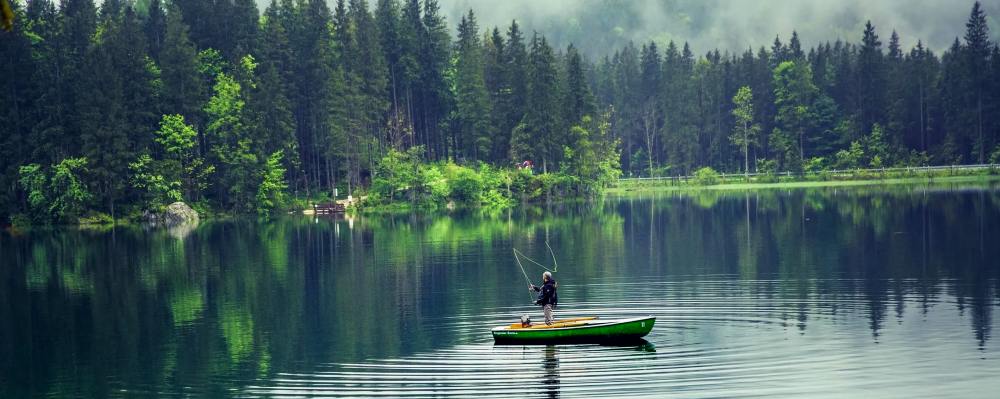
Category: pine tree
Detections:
[
  {"x1": 772, "y1": 60, "x2": 817, "y2": 171},
  {"x1": 963, "y1": 1, "x2": 991, "y2": 162},
  {"x1": 145, "y1": 0, "x2": 166, "y2": 61},
  {"x1": 230, "y1": 0, "x2": 260, "y2": 59},
  {"x1": 451, "y1": 10, "x2": 491, "y2": 161},
  {"x1": 417, "y1": 0, "x2": 451, "y2": 160},
  {"x1": 349, "y1": 0, "x2": 389, "y2": 158},
  {"x1": 858, "y1": 20, "x2": 885, "y2": 134},
  {"x1": 160, "y1": 3, "x2": 204, "y2": 130},
  {"x1": 563, "y1": 44, "x2": 596, "y2": 126},
  {"x1": 484, "y1": 20, "x2": 528, "y2": 163},
  {"x1": 254, "y1": 1, "x2": 299, "y2": 189},
  {"x1": 79, "y1": 6, "x2": 157, "y2": 217},
  {"x1": 512, "y1": 33, "x2": 561, "y2": 172},
  {"x1": 483, "y1": 27, "x2": 505, "y2": 160},
  {"x1": 0, "y1": 0, "x2": 38, "y2": 216},
  {"x1": 638, "y1": 42, "x2": 661, "y2": 176}
]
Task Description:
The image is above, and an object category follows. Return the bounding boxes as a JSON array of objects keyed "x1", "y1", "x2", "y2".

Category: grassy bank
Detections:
[{"x1": 608, "y1": 168, "x2": 1000, "y2": 194}]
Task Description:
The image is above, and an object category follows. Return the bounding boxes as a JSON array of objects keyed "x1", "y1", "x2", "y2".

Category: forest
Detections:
[{"x1": 0, "y1": 0, "x2": 998, "y2": 222}]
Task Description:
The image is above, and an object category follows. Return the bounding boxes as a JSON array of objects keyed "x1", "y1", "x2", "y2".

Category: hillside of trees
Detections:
[{"x1": 0, "y1": 0, "x2": 998, "y2": 221}]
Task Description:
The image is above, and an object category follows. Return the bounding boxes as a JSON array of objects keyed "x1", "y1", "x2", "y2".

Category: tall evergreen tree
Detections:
[
  {"x1": 772, "y1": 60, "x2": 817, "y2": 171},
  {"x1": 254, "y1": 0, "x2": 300, "y2": 187},
  {"x1": 563, "y1": 44, "x2": 596, "y2": 126},
  {"x1": 417, "y1": 0, "x2": 451, "y2": 159},
  {"x1": 858, "y1": 20, "x2": 885, "y2": 133},
  {"x1": 160, "y1": 4, "x2": 204, "y2": 130},
  {"x1": 638, "y1": 42, "x2": 661, "y2": 176},
  {"x1": 145, "y1": 0, "x2": 166, "y2": 61},
  {"x1": 451, "y1": 10, "x2": 491, "y2": 161},
  {"x1": 0, "y1": 1, "x2": 38, "y2": 216},
  {"x1": 79, "y1": 6, "x2": 158, "y2": 217},
  {"x1": 963, "y1": 1, "x2": 991, "y2": 162},
  {"x1": 512, "y1": 33, "x2": 561, "y2": 171}
]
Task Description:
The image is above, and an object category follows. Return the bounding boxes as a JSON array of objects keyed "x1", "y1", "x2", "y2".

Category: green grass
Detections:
[{"x1": 607, "y1": 173, "x2": 1000, "y2": 195}]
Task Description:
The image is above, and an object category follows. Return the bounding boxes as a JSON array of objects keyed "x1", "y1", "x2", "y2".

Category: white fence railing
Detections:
[{"x1": 617, "y1": 164, "x2": 1000, "y2": 183}]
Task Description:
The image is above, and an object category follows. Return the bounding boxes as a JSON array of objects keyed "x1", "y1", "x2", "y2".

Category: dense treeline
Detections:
[
  {"x1": 600, "y1": 2, "x2": 1000, "y2": 177},
  {"x1": 0, "y1": 0, "x2": 997, "y2": 221}
]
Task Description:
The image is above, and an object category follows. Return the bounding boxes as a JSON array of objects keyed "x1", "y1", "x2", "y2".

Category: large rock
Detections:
[{"x1": 144, "y1": 202, "x2": 199, "y2": 226}]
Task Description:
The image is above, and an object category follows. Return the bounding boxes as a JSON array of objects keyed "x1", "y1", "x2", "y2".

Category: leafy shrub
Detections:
[
  {"x1": 19, "y1": 157, "x2": 92, "y2": 223},
  {"x1": 693, "y1": 167, "x2": 720, "y2": 186},
  {"x1": 78, "y1": 212, "x2": 114, "y2": 225},
  {"x1": 255, "y1": 151, "x2": 288, "y2": 217},
  {"x1": 448, "y1": 166, "x2": 483, "y2": 204}
]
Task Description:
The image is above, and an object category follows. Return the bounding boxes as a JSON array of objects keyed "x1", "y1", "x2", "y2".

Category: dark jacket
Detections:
[{"x1": 532, "y1": 278, "x2": 558, "y2": 307}]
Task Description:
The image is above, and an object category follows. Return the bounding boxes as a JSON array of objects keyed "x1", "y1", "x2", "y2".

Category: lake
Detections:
[{"x1": 2, "y1": 183, "x2": 999, "y2": 397}]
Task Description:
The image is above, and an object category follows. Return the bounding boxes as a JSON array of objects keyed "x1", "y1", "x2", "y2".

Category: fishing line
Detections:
[
  {"x1": 514, "y1": 241, "x2": 561, "y2": 301},
  {"x1": 513, "y1": 249, "x2": 535, "y2": 301},
  {"x1": 546, "y1": 240, "x2": 558, "y2": 272},
  {"x1": 513, "y1": 248, "x2": 555, "y2": 272}
]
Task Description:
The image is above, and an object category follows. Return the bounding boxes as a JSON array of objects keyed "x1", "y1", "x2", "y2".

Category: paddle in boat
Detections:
[{"x1": 492, "y1": 316, "x2": 655, "y2": 344}]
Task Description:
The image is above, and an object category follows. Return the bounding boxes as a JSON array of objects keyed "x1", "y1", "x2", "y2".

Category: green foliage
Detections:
[
  {"x1": 730, "y1": 86, "x2": 760, "y2": 174},
  {"x1": 20, "y1": 158, "x2": 93, "y2": 223},
  {"x1": 863, "y1": 123, "x2": 891, "y2": 167},
  {"x1": 446, "y1": 164, "x2": 483, "y2": 203},
  {"x1": 4, "y1": 1, "x2": 999, "y2": 222},
  {"x1": 561, "y1": 112, "x2": 622, "y2": 193},
  {"x1": 129, "y1": 153, "x2": 182, "y2": 210},
  {"x1": 419, "y1": 165, "x2": 451, "y2": 203},
  {"x1": 49, "y1": 158, "x2": 93, "y2": 222},
  {"x1": 772, "y1": 60, "x2": 817, "y2": 171},
  {"x1": 156, "y1": 114, "x2": 198, "y2": 156},
  {"x1": 804, "y1": 157, "x2": 827, "y2": 174},
  {"x1": 18, "y1": 164, "x2": 47, "y2": 220},
  {"x1": 835, "y1": 141, "x2": 865, "y2": 170},
  {"x1": 256, "y1": 151, "x2": 288, "y2": 217},
  {"x1": 371, "y1": 146, "x2": 422, "y2": 202},
  {"x1": 693, "y1": 167, "x2": 720, "y2": 186},
  {"x1": 755, "y1": 159, "x2": 779, "y2": 183}
]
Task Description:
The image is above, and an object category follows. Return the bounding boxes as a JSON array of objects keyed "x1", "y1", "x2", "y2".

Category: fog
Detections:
[
  {"x1": 438, "y1": 0, "x2": 1000, "y2": 57},
  {"x1": 244, "y1": 0, "x2": 1000, "y2": 57}
]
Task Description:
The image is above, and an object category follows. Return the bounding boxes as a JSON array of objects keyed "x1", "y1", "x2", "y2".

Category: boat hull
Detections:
[{"x1": 492, "y1": 316, "x2": 655, "y2": 344}]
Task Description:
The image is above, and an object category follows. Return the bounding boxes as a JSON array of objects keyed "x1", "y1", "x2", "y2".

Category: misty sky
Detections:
[
  {"x1": 438, "y1": 0, "x2": 1000, "y2": 57},
  {"x1": 246, "y1": 0, "x2": 1000, "y2": 58}
]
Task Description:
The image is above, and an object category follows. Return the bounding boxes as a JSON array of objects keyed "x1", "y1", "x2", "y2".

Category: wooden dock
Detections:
[{"x1": 307, "y1": 203, "x2": 345, "y2": 215}]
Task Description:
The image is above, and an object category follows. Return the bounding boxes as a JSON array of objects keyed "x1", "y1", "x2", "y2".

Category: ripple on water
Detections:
[{"x1": 236, "y1": 279, "x2": 1000, "y2": 398}]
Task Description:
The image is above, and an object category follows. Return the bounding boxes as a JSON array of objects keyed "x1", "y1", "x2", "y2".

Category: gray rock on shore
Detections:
[{"x1": 144, "y1": 202, "x2": 199, "y2": 225}]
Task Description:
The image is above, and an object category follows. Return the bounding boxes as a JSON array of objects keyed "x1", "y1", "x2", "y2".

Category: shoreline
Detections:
[{"x1": 606, "y1": 174, "x2": 1000, "y2": 195}]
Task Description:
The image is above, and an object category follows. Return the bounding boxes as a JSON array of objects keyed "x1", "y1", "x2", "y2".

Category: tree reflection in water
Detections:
[{"x1": 0, "y1": 184, "x2": 998, "y2": 397}]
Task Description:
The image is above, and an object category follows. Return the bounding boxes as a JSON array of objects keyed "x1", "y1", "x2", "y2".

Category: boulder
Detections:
[{"x1": 144, "y1": 202, "x2": 199, "y2": 226}]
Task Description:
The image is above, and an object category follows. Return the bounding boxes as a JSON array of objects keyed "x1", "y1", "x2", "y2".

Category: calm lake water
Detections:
[{"x1": 2, "y1": 183, "x2": 1000, "y2": 398}]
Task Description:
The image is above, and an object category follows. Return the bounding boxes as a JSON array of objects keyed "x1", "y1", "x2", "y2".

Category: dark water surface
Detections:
[{"x1": 3, "y1": 184, "x2": 1000, "y2": 397}]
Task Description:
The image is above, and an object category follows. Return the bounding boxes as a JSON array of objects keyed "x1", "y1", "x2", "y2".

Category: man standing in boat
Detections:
[{"x1": 529, "y1": 272, "x2": 558, "y2": 325}]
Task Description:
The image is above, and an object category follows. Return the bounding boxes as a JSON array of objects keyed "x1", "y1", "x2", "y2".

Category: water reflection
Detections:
[
  {"x1": 542, "y1": 346, "x2": 560, "y2": 398},
  {"x1": 1, "y1": 183, "x2": 999, "y2": 397}
]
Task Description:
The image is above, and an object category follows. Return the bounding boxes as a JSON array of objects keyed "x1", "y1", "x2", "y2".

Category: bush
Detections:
[
  {"x1": 693, "y1": 167, "x2": 720, "y2": 186},
  {"x1": 448, "y1": 166, "x2": 483, "y2": 203},
  {"x1": 78, "y1": 212, "x2": 114, "y2": 225},
  {"x1": 9, "y1": 214, "x2": 31, "y2": 229}
]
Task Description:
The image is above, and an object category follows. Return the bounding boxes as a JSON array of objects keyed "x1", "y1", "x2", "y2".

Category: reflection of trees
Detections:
[
  {"x1": 1, "y1": 186, "x2": 998, "y2": 396},
  {"x1": 616, "y1": 187, "x2": 1000, "y2": 340}
]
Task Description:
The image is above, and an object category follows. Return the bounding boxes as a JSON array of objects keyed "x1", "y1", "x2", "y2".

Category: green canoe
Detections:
[{"x1": 492, "y1": 316, "x2": 655, "y2": 344}]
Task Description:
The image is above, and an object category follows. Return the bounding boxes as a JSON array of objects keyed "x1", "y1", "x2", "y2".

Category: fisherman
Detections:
[{"x1": 529, "y1": 271, "x2": 558, "y2": 325}]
